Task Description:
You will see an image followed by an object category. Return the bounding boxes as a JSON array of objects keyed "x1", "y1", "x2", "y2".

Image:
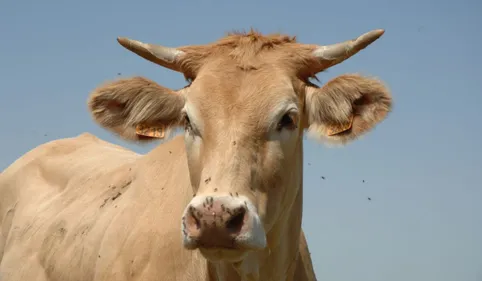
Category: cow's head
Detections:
[{"x1": 88, "y1": 29, "x2": 392, "y2": 262}]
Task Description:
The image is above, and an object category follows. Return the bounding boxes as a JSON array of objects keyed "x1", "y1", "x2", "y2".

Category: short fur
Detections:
[
  {"x1": 88, "y1": 76, "x2": 185, "y2": 141},
  {"x1": 177, "y1": 30, "x2": 320, "y2": 81},
  {"x1": 1, "y1": 29, "x2": 392, "y2": 281},
  {"x1": 305, "y1": 74, "x2": 392, "y2": 145}
]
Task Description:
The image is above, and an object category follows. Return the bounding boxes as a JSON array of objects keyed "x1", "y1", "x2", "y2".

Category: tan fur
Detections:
[
  {"x1": 1, "y1": 30, "x2": 391, "y2": 281},
  {"x1": 176, "y1": 29, "x2": 319, "y2": 81},
  {"x1": 0, "y1": 134, "x2": 315, "y2": 281},
  {"x1": 88, "y1": 76, "x2": 185, "y2": 142},
  {"x1": 305, "y1": 74, "x2": 392, "y2": 145}
]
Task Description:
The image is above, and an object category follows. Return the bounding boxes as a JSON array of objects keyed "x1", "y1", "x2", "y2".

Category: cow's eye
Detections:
[
  {"x1": 183, "y1": 114, "x2": 192, "y2": 131},
  {"x1": 276, "y1": 113, "x2": 297, "y2": 131}
]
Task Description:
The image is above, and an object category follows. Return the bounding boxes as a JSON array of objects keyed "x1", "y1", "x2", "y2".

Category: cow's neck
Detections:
[
  {"x1": 210, "y1": 140, "x2": 304, "y2": 281},
  {"x1": 145, "y1": 135, "x2": 304, "y2": 281}
]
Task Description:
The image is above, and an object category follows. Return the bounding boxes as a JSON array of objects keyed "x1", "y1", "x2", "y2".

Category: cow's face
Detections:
[
  {"x1": 178, "y1": 63, "x2": 305, "y2": 262},
  {"x1": 88, "y1": 29, "x2": 392, "y2": 263}
]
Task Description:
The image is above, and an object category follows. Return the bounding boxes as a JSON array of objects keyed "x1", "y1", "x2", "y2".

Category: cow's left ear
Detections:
[{"x1": 303, "y1": 74, "x2": 392, "y2": 145}]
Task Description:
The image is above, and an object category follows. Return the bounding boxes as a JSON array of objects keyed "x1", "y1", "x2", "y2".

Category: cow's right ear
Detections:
[{"x1": 88, "y1": 76, "x2": 185, "y2": 142}]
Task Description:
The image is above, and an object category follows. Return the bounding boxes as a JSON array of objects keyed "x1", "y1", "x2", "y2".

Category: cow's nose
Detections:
[
  {"x1": 182, "y1": 195, "x2": 266, "y2": 250},
  {"x1": 184, "y1": 198, "x2": 248, "y2": 247}
]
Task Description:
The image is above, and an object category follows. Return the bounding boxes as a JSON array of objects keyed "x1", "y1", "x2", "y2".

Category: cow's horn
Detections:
[
  {"x1": 312, "y1": 29, "x2": 385, "y2": 69},
  {"x1": 117, "y1": 37, "x2": 185, "y2": 72}
]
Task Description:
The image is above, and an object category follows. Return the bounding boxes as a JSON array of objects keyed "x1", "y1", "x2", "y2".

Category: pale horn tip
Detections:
[
  {"x1": 116, "y1": 37, "x2": 131, "y2": 47},
  {"x1": 373, "y1": 29, "x2": 385, "y2": 38},
  {"x1": 353, "y1": 29, "x2": 386, "y2": 50},
  {"x1": 363, "y1": 29, "x2": 385, "y2": 41},
  {"x1": 374, "y1": 29, "x2": 385, "y2": 36}
]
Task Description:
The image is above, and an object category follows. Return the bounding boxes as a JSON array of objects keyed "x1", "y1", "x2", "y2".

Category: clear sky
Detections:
[{"x1": 1, "y1": 0, "x2": 481, "y2": 280}]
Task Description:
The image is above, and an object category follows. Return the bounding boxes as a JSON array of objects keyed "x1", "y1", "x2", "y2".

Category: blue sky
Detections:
[{"x1": 1, "y1": 0, "x2": 481, "y2": 280}]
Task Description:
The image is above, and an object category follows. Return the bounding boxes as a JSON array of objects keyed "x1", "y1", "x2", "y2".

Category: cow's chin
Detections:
[{"x1": 198, "y1": 247, "x2": 249, "y2": 263}]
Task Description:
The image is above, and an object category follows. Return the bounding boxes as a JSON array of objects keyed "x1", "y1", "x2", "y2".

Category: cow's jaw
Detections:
[{"x1": 181, "y1": 194, "x2": 267, "y2": 262}]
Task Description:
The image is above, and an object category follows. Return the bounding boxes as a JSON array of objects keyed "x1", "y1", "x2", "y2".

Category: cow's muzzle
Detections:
[{"x1": 181, "y1": 194, "x2": 267, "y2": 253}]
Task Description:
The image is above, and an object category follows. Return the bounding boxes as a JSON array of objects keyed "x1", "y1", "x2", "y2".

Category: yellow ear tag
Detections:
[
  {"x1": 326, "y1": 115, "x2": 354, "y2": 136},
  {"x1": 135, "y1": 124, "x2": 166, "y2": 139}
]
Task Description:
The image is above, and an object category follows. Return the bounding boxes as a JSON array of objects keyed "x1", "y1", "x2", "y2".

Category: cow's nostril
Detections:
[
  {"x1": 187, "y1": 207, "x2": 201, "y2": 230},
  {"x1": 226, "y1": 207, "x2": 246, "y2": 233},
  {"x1": 193, "y1": 214, "x2": 201, "y2": 230}
]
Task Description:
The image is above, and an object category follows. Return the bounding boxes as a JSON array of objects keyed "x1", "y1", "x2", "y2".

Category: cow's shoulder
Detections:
[
  {"x1": 0, "y1": 133, "x2": 201, "y2": 281},
  {"x1": 0, "y1": 131, "x2": 139, "y2": 229},
  {"x1": 0, "y1": 133, "x2": 141, "y2": 278}
]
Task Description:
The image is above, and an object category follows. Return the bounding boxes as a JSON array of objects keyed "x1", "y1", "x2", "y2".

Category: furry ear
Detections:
[
  {"x1": 88, "y1": 76, "x2": 185, "y2": 142},
  {"x1": 304, "y1": 74, "x2": 392, "y2": 145}
]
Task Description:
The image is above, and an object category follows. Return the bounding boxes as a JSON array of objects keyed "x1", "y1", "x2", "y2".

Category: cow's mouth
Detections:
[{"x1": 198, "y1": 247, "x2": 249, "y2": 263}]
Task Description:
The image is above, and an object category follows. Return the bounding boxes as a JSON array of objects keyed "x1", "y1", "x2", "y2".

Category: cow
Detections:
[{"x1": 0, "y1": 28, "x2": 392, "y2": 281}]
